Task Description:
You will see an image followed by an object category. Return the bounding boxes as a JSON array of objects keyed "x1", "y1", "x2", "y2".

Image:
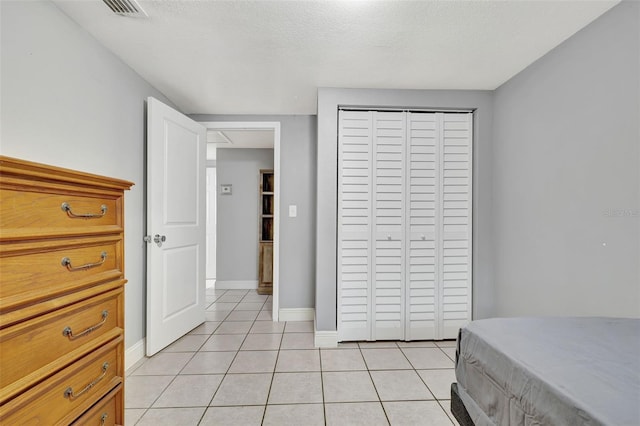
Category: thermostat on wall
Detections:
[{"x1": 220, "y1": 184, "x2": 232, "y2": 195}]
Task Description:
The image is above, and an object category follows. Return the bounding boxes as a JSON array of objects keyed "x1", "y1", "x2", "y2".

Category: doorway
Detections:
[{"x1": 201, "y1": 121, "x2": 281, "y2": 321}]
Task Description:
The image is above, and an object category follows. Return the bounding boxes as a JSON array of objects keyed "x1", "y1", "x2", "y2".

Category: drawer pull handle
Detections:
[
  {"x1": 61, "y1": 202, "x2": 108, "y2": 219},
  {"x1": 100, "y1": 413, "x2": 108, "y2": 425},
  {"x1": 63, "y1": 310, "x2": 109, "y2": 340},
  {"x1": 63, "y1": 362, "x2": 109, "y2": 400},
  {"x1": 61, "y1": 251, "x2": 107, "y2": 271}
]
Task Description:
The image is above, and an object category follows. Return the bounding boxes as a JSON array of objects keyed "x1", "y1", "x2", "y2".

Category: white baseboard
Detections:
[
  {"x1": 278, "y1": 308, "x2": 315, "y2": 322},
  {"x1": 125, "y1": 338, "x2": 146, "y2": 372},
  {"x1": 314, "y1": 330, "x2": 338, "y2": 348},
  {"x1": 215, "y1": 280, "x2": 257, "y2": 290}
]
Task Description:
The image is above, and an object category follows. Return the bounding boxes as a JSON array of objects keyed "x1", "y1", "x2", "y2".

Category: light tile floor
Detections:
[{"x1": 125, "y1": 288, "x2": 460, "y2": 425}]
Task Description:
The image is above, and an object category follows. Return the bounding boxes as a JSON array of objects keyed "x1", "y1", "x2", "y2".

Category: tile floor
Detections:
[{"x1": 125, "y1": 288, "x2": 460, "y2": 425}]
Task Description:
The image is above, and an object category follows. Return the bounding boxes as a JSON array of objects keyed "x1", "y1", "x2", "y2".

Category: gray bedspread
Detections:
[{"x1": 455, "y1": 317, "x2": 640, "y2": 426}]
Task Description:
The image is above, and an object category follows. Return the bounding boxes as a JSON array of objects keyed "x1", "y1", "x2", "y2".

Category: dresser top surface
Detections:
[{"x1": 0, "y1": 156, "x2": 134, "y2": 191}]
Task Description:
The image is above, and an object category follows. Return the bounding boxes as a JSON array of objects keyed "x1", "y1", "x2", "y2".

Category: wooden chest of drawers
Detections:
[{"x1": 0, "y1": 156, "x2": 132, "y2": 425}]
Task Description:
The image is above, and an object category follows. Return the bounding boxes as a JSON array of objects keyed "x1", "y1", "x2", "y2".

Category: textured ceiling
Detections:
[{"x1": 52, "y1": 0, "x2": 619, "y2": 115}]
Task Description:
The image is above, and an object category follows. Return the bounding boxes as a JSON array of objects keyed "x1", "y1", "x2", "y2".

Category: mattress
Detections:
[{"x1": 455, "y1": 317, "x2": 640, "y2": 426}]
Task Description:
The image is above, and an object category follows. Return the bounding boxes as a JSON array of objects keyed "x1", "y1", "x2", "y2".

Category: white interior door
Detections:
[
  {"x1": 440, "y1": 113, "x2": 473, "y2": 338},
  {"x1": 405, "y1": 112, "x2": 439, "y2": 340},
  {"x1": 337, "y1": 110, "x2": 373, "y2": 342},
  {"x1": 146, "y1": 97, "x2": 206, "y2": 356},
  {"x1": 372, "y1": 112, "x2": 406, "y2": 340}
]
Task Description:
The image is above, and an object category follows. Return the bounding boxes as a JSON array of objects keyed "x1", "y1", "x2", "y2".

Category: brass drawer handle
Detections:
[
  {"x1": 61, "y1": 251, "x2": 107, "y2": 271},
  {"x1": 100, "y1": 413, "x2": 108, "y2": 426},
  {"x1": 63, "y1": 310, "x2": 108, "y2": 340},
  {"x1": 61, "y1": 202, "x2": 108, "y2": 219},
  {"x1": 63, "y1": 362, "x2": 109, "y2": 400}
]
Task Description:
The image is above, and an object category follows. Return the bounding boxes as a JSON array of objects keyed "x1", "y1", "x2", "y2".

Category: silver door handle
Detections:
[{"x1": 154, "y1": 234, "x2": 166, "y2": 247}]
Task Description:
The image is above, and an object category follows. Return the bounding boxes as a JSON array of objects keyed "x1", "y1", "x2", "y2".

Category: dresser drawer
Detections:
[
  {"x1": 0, "y1": 236, "x2": 122, "y2": 312},
  {"x1": 0, "y1": 288, "x2": 123, "y2": 403},
  {"x1": 71, "y1": 384, "x2": 122, "y2": 426},
  {"x1": 0, "y1": 187, "x2": 123, "y2": 240},
  {"x1": 0, "y1": 337, "x2": 123, "y2": 425}
]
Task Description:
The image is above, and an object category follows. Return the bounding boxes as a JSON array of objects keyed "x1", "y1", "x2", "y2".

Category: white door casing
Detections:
[
  {"x1": 197, "y1": 121, "x2": 281, "y2": 321},
  {"x1": 206, "y1": 167, "x2": 217, "y2": 280},
  {"x1": 146, "y1": 97, "x2": 206, "y2": 356}
]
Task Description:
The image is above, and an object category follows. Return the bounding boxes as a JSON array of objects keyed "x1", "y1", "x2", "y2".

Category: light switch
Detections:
[{"x1": 289, "y1": 205, "x2": 297, "y2": 217}]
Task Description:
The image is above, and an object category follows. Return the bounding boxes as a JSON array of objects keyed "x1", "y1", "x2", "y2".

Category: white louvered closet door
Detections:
[
  {"x1": 405, "y1": 113, "x2": 438, "y2": 340},
  {"x1": 338, "y1": 111, "x2": 373, "y2": 341},
  {"x1": 338, "y1": 110, "x2": 472, "y2": 342},
  {"x1": 372, "y1": 112, "x2": 406, "y2": 340},
  {"x1": 439, "y1": 113, "x2": 472, "y2": 338}
]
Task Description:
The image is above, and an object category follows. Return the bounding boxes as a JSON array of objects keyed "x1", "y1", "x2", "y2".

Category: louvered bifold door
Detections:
[
  {"x1": 405, "y1": 113, "x2": 438, "y2": 340},
  {"x1": 439, "y1": 113, "x2": 473, "y2": 338},
  {"x1": 338, "y1": 111, "x2": 373, "y2": 341},
  {"x1": 372, "y1": 112, "x2": 406, "y2": 340}
]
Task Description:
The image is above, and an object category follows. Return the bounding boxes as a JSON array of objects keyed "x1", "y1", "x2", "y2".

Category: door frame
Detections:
[
  {"x1": 198, "y1": 121, "x2": 281, "y2": 321},
  {"x1": 205, "y1": 163, "x2": 217, "y2": 283}
]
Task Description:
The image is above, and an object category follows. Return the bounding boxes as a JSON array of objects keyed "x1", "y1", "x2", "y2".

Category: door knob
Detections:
[{"x1": 154, "y1": 234, "x2": 166, "y2": 247}]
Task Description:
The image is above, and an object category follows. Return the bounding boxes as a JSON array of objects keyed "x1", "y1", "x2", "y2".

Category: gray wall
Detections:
[
  {"x1": 492, "y1": 2, "x2": 640, "y2": 317},
  {"x1": 191, "y1": 115, "x2": 317, "y2": 309},
  {"x1": 1, "y1": 0, "x2": 176, "y2": 349},
  {"x1": 316, "y1": 89, "x2": 495, "y2": 331},
  {"x1": 216, "y1": 148, "x2": 274, "y2": 282}
]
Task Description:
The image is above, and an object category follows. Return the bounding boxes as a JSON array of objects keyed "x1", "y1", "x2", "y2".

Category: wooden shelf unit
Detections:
[{"x1": 258, "y1": 170, "x2": 274, "y2": 295}]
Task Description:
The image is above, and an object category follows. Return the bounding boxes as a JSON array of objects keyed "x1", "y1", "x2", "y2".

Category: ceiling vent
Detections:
[{"x1": 102, "y1": 0, "x2": 148, "y2": 18}]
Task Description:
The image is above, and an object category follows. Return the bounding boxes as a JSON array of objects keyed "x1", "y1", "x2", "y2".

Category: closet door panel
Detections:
[
  {"x1": 338, "y1": 110, "x2": 472, "y2": 343},
  {"x1": 372, "y1": 112, "x2": 405, "y2": 340},
  {"x1": 405, "y1": 113, "x2": 438, "y2": 340},
  {"x1": 338, "y1": 111, "x2": 373, "y2": 341},
  {"x1": 440, "y1": 113, "x2": 472, "y2": 338}
]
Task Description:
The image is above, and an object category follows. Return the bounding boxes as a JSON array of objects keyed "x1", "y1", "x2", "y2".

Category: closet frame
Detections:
[{"x1": 337, "y1": 108, "x2": 473, "y2": 342}]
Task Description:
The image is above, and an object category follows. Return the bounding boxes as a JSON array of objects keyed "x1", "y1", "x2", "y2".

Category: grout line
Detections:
[
  {"x1": 397, "y1": 345, "x2": 439, "y2": 402},
  {"x1": 357, "y1": 343, "x2": 390, "y2": 425},
  {"x1": 261, "y1": 313, "x2": 284, "y2": 425},
  {"x1": 319, "y1": 348, "x2": 327, "y2": 426}
]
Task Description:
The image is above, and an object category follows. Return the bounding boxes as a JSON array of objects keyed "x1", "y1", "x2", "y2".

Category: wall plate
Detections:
[{"x1": 220, "y1": 184, "x2": 232, "y2": 195}]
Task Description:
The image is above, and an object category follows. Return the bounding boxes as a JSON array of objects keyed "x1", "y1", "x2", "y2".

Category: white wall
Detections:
[
  {"x1": 215, "y1": 148, "x2": 274, "y2": 283},
  {"x1": 1, "y1": 0, "x2": 177, "y2": 348},
  {"x1": 492, "y1": 2, "x2": 640, "y2": 317}
]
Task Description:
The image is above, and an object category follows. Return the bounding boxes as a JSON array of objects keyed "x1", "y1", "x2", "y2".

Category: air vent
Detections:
[{"x1": 102, "y1": 0, "x2": 148, "y2": 18}]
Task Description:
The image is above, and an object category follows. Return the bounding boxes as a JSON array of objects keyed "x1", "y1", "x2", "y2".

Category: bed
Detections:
[{"x1": 451, "y1": 317, "x2": 640, "y2": 426}]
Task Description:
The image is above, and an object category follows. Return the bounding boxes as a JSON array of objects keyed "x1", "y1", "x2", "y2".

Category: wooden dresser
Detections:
[{"x1": 0, "y1": 156, "x2": 133, "y2": 425}]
